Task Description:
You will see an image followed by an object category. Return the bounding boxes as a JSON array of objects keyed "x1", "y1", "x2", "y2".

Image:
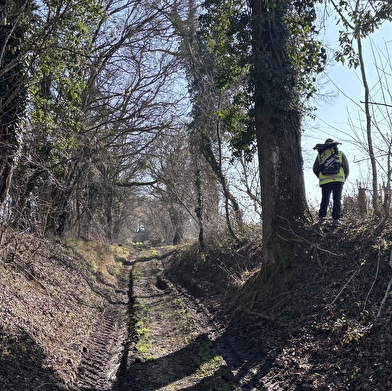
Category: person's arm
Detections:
[
  {"x1": 313, "y1": 156, "x2": 320, "y2": 177},
  {"x1": 342, "y1": 152, "x2": 349, "y2": 179}
]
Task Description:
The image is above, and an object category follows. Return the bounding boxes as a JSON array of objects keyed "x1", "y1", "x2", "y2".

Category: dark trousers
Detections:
[{"x1": 319, "y1": 182, "x2": 343, "y2": 219}]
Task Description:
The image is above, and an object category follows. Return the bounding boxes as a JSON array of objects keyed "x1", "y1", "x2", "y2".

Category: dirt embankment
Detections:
[{"x1": 164, "y1": 221, "x2": 392, "y2": 391}]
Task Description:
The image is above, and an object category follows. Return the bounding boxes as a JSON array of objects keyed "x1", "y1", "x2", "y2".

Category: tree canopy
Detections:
[{"x1": 0, "y1": 0, "x2": 391, "y2": 258}]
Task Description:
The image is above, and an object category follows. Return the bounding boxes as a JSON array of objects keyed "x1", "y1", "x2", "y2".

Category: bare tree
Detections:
[
  {"x1": 10, "y1": 0, "x2": 187, "y2": 241},
  {"x1": 332, "y1": 0, "x2": 392, "y2": 216}
]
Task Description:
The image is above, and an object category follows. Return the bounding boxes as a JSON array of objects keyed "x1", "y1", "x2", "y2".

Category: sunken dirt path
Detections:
[{"x1": 72, "y1": 251, "x2": 236, "y2": 391}]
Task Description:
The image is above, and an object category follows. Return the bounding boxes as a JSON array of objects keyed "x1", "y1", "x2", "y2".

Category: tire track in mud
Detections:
[{"x1": 72, "y1": 262, "x2": 132, "y2": 391}]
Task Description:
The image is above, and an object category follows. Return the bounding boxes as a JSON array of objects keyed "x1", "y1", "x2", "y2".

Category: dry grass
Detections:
[{"x1": 64, "y1": 238, "x2": 125, "y2": 285}]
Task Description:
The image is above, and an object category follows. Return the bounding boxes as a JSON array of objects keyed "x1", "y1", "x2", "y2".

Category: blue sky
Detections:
[{"x1": 302, "y1": 20, "x2": 392, "y2": 208}]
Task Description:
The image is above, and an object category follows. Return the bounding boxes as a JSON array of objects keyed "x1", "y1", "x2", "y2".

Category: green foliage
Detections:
[
  {"x1": 199, "y1": 0, "x2": 255, "y2": 157},
  {"x1": 196, "y1": 339, "x2": 225, "y2": 380},
  {"x1": 285, "y1": 0, "x2": 327, "y2": 97},
  {"x1": 133, "y1": 297, "x2": 154, "y2": 360},
  {"x1": 217, "y1": 90, "x2": 256, "y2": 160},
  {"x1": 28, "y1": 0, "x2": 105, "y2": 135},
  {"x1": 333, "y1": 0, "x2": 392, "y2": 68},
  {"x1": 15, "y1": 0, "x2": 107, "y2": 206},
  {"x1": 199, "y1": 0, "x2": 328, "y2": 156},
  {"x1": 199, "y1": 0, "x2": 251, "y2": 90}
]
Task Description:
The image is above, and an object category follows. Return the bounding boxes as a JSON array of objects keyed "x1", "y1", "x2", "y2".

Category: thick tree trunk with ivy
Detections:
[{"x1": 249, "y1": 0, "x2": 309, "y2": 265}]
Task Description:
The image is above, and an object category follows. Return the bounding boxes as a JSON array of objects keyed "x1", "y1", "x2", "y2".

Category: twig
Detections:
[
  {"x1": 377, "y1": 275, "x2": 392, "y2": 319},
  {"x1": 330, "y1": 268, "x2": 360, "y2": 306},
  {"x1": 33, "y1": 383, "x2": 52, "y2": 391},
  {"x1": 363, "y1": 246, "x2": 381, "y2": 311},
  {"x1": 360, "y1": 100, "x2": 392, "y2": 108}
]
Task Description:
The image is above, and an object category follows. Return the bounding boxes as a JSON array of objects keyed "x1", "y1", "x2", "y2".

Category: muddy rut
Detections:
[{"x1": 72, "y1": 261, "x2": 132, "y2": 391}]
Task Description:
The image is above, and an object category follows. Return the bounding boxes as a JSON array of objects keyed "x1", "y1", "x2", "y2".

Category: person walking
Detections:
[{"x1": 313, "y1": 138, "x2": 350, "y2": 228}]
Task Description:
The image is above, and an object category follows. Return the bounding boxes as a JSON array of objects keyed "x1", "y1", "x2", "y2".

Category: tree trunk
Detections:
[
  {"x1": 106, "y1": 186, "x2": 113, "y2": 242},
  {"x1": 0, "y1": 1, "x2": 28, "y2": 207},
  {"x1": 194, "y1": 169, "x2": 205, "y2": 249},
  {"x1": 249, "y1": 0, "x2": 310, "y2": 265},
  {"x1": 201, "y1": 134, "x2": 242, "y2": 241},
  {"x1": 357, "y1": 36, "x2": 380, "y2": 217},
  {"x1": 169, "y1": 206, "x2": 184, "y2": 245}
]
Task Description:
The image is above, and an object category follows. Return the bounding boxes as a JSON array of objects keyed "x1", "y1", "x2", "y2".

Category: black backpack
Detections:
[{"x1": 319, "y1": 147, "x2": 341, "y2": 175}]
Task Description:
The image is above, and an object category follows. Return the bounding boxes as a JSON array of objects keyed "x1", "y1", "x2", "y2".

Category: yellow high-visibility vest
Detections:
[{"x1": 318, "y1": 149, "x2": 345, "y2": 186}]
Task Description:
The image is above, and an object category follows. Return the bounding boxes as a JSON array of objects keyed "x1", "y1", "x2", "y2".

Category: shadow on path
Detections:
[{"x1": 114, "y1": 333, "x2": 234, "y2": 391}]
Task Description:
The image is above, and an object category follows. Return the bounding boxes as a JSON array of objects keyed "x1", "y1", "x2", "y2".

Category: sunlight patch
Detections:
[{"x1": 157, "y1": 356, "x2": 226, "y2": 390}]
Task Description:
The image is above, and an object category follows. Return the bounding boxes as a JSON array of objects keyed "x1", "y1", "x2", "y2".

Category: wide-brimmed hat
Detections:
[
  {"x1": 313, "y1": 138, "x2": 341, "y2": 151},
  {"x1": 325, "y1": 138, "x2": 341, "y2": 145}
]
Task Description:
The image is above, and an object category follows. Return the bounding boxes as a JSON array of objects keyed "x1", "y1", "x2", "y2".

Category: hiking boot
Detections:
[{"x1": 332, "y1": 219, "x2": 341, "y2": 227}]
